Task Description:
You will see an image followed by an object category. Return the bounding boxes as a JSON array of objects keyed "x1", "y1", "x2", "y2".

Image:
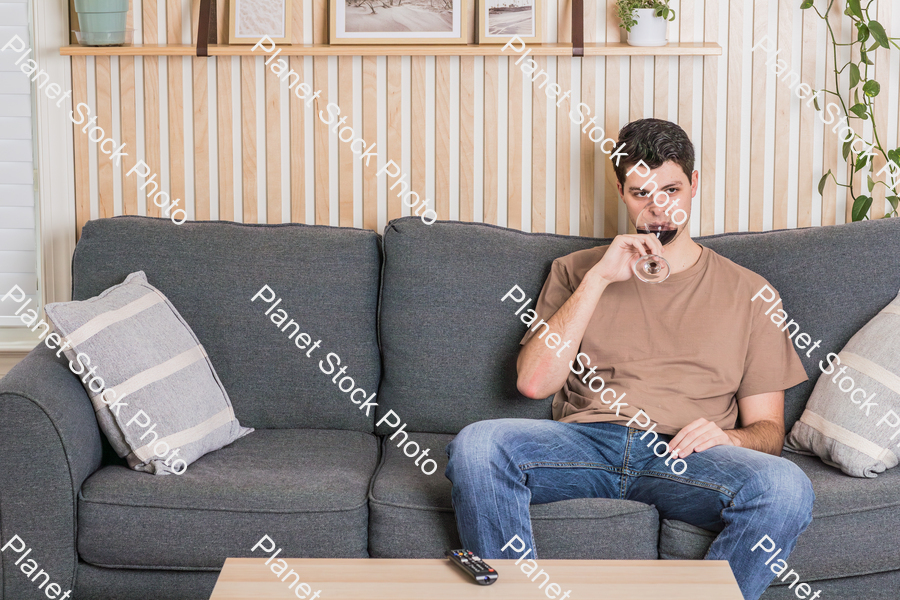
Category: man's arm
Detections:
[
  {"x1": 728, "y1": 391, "x2": 786, "y2": 455},
  {"x1": 667, "y1": 390, "x2": 786, "y2": 458},
  {"x1": 516, "y1": 234, "x2": 665, "y2": 399},
  {"x1": 516, "y1": 273, "x2": 609, "y2": 399}
]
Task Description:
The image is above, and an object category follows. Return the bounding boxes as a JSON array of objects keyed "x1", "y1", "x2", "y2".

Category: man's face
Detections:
[{"x1": 617, "y1": 160, "x2": 699, "y2": 229}]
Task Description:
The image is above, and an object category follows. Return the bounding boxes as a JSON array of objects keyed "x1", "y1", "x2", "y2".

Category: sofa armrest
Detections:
[{"x1": 0, "y1": 344, "x2": 103, "y2": 599}]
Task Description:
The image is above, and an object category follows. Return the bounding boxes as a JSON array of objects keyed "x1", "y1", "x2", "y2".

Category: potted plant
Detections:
[
  {"x1": 803, "y1": 0, "x2": 900, "y2": 220},
  {"x1": 615, "y1": 0, "x2": 675, "y2": 47},
  {"x1": 74, "y1": 0, "x2": 129, "y2": 46}
]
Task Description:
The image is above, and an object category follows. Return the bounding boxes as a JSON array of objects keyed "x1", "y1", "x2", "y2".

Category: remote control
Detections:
[{"x1": 446, "y1": 549, "x2": 498, "y2": 585}]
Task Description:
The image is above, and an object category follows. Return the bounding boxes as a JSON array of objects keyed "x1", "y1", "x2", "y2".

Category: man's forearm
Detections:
[
  {"x1": 516, "y1": 273, "x2": 610, "y2": 399},
  {"x1": 727, "y1": 420, "x2": 785, "y2": 456}
]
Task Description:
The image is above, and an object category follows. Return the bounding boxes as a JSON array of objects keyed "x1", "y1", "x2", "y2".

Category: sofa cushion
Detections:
[
  {"x1": 658, "y1": 452, "x2": 900, "y2": 582},
  {"x1": 700, "y1": 219, "x2": 900, "y2": 430},
  {"x1": 760, "y1": 569, "x2": 900, "y2": 600},
  {"x1": 377, "y1": 219, "x2": 599, "y2": 434},
  {"x1": 72, "y1": 217, "x2": 382, "y2": 432},
  {"x1": 368, "y1": 432, "x2": 660, "y2": 559},
  {"x1": 658, "y1": 518, "x2": 717, "y2": 560},
  {"x1": 785, "y1": 287, "x2": 900, "y2": 477},
  {"x1": 78, "y1": 428, "x2": 377, "y2": 569},
  {"x1": 74, "y1": 563, "x2": 219, "y2": 600},
  {"x1": 45, "y1": 271, "x2": 253, "y2": 476},
  {"x1": 377, "y1": 218, "x2": 900, "y2": 435}
]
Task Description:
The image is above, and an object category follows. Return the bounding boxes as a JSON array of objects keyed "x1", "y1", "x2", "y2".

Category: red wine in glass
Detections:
[
  {"x1": 632, "y1": 205, "x2": 679, "y2": 283},
  {"x1": 636, "y1": 225, "x2": 678, "y2": 246}
]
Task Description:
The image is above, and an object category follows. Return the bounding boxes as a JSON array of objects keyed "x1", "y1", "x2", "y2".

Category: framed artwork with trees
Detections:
[
  {"x1": 329, "y1": 0, "x2": 469, "y2": 44},
  {"x1": 479, "y1": 0, "x2": 542, "y2": 44}
]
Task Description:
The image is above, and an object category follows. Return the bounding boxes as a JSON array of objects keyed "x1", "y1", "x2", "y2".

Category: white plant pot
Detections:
[{"x1": 627, "y1": 8, "x2": 669, "y2": 47}]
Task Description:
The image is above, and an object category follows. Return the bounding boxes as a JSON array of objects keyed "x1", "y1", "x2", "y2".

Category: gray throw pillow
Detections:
[
  {"x1": 785, "y1": 289, "x2": 900, "y2": 477},
  {"x1": 45, "y1": 271, "x2": 253, "y2": 475}
]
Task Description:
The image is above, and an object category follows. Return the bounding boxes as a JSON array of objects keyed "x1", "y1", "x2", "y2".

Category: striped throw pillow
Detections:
[
  {"x1": 45, "y1": 271, "x2": 252, "y2": 475},
  {"x1": 785, "y1": 290, "x2": 900, "y2": 478}
]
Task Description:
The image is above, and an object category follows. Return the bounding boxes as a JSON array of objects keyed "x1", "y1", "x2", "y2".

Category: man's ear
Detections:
[
  {"x1": 616, "y1": 180, "x2": 624, "y2": 199},
  {"x1": 691, "y1": 170, "x2": 700, "y2": 197}
]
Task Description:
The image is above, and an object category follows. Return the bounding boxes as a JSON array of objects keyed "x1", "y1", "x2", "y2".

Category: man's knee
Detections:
[
  {"x1": 757, "y1": 460, "x2": 815, "y2": 519},
  {"x1": 449, "y1": 421, "x2": 497, "y2": 449},
  {"x1": 447, "y1": 421, "x2": 504, "y2": 470},
  {"x1": 446, "y1": 420, "x2": 526, "y2": 477}
]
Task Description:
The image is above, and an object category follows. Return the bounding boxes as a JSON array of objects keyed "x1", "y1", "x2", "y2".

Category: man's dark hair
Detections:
[{"x1": 613, "y1": 119, "x2": 695, "y2": 186}]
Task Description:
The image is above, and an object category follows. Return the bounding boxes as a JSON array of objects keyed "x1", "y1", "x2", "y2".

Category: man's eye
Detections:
[{"x1": 637, "y1": 191, "x2": 648, "y2": 197}]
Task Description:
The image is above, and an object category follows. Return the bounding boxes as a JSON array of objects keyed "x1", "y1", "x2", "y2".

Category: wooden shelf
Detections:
[
  {"x1": 60, "y1": 42, "x2": 721, "y2": 57},
  {"x1": 584, "y1": 42, "x2": 721, "y2": 56}
]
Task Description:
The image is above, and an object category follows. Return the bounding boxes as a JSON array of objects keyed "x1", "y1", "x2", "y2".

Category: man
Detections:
[{"x1": 445, "y1": 119, "x2": 813, "y2": 600}]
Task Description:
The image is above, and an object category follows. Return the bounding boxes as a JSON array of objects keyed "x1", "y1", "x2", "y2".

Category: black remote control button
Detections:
[{"x1": 446, "y1": 549, "x2": 498, "y2": 585}]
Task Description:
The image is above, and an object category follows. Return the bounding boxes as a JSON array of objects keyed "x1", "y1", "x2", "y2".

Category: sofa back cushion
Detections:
[
  {"x1": 73, "y1": 217, "x2": 382, "y2": 432},
  {"x1": 377, "y1": 217, "x2": 900, "y2": 434},
  {"x1": 701, "y1": 219, "x2": 900, "y2": 430},
  {"x1": 377, "y1": 219, "x2": 597, "y2": 434}
]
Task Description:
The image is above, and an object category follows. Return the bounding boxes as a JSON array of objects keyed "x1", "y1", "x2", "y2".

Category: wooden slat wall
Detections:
[
  {"x1": 699, "y1": 0, "x2": 717, "y2": 236},
  {"x1": 240, "y1": 55, "x2": 257, "y2": 222},
  {"x1": 362, "y1": 55, "x2": 378, "y2": 229},
  {"x1": 772, "y1": 0, "x2": 793, "y2": 231},
  {"x1": 724, "y1": 0, "x2": 744, "y2": 233},
  {"x1": 338, "y1": 56, "x2": 352, "y2": 226},
  {"x1": 411, "y1": 55, "x2": 426, "y2": 219},
  {"x1": 386, "y1": 56, "x2": 402, "y2": 222},
  {"x1": 580, "y1": 0, "x2": 595, "y2": 237},
  {"x1": 72, "y1": 0, "x2": 900, "y2": 240},
  {"x1": 459, "y1": 56, "x2": 474, "y2": 222},
  {"x1": 435, "y1": 56, "x2": 451, "y2": 221},
  {"x1": 603, "y1": 3, "x2": 619, "y2": 238},
  {"x1": 166, "y1": 0, "x2": 186, "y2": 223},
  {"x1": 96, "y1": 56, "x2": 113, "y2": 218},
  {"x1": 483, "y1": 55, "x2": 498, "y2": 225},
  {"x1": 72, "y1": 55, "x2": 89, "y2": 232}
]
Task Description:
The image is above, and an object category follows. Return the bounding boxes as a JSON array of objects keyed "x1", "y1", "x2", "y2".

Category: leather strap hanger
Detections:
[
  {"x1": 572, "y1": 0, "x2": 584, "y2": 57},
  {"x1": 196, "y1": 0, "x2": 217, "y2": 57}
]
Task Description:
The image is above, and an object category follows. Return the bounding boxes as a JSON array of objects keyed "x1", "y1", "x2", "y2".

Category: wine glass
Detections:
[{"x1": 632, "y1": 204, "x2": 681, "y2": 283}]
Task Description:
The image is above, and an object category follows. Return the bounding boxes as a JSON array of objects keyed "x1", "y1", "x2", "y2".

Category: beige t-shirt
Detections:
[{"x1": 520, "y1": 245, "x2": 809, "y2": 435}]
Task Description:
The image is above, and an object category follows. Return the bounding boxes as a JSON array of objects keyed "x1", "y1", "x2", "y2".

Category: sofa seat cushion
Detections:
[
  {"x1": 368, "y1": 432, "x2": 659, "y2": 559},
  {"x1": 78, "y1": 428, "x2": 377, "y2": 569},
  {"x1": 659, "y1": 452, "x2": 900, "y2": 582}
]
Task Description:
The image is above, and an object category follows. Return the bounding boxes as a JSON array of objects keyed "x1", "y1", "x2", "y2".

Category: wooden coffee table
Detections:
[{"x1": 209, "y1": 558, "x2": 743, "y2": 599}]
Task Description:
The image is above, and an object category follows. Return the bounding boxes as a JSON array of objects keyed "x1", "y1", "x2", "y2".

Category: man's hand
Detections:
[
  {"x1": 668, "y1": 418, "x2": 739, "y2": 460},
  {"x1": 589, "y1": 234, "x2": 665, "y2": 283}
]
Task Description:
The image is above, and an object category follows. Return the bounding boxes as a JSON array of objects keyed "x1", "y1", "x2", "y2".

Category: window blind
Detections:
[{"x1": 0, "y1": 0, "x2": 38, "y2": 328}]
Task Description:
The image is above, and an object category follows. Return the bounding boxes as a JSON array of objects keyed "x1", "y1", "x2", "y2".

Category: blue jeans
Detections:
[{"x1": 445, "y1": 419, "x2": 814, "y2": 600}]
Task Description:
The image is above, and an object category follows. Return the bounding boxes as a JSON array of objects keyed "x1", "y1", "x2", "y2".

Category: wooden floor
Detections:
[{"x1": 209, "y1": 557, "x2": 744, "y2": 599}]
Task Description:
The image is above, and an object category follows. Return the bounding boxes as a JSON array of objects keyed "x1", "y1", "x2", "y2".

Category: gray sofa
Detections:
[{"x1": 1, "y1": 215, "x2": 898, "y2": 600}]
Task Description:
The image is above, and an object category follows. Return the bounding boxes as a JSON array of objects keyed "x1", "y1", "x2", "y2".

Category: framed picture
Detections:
[
  {"x1": 330, "y1": 0, "x2": 469, "y2": 45},
  {"x1": 229, "y1": 0, "x2": 292, "y2": 44},
  {"x1": 479, "y1": 0, "x2": 542, "y2": 44}
]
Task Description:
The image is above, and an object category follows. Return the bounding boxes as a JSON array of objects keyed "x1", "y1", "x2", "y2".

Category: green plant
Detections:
[
  {"x1": 803, "y1": 0, "x2": 900, "y2": 220},
  {"x1": 615, "y1": 0, "x2": 675, "y2": 32}
]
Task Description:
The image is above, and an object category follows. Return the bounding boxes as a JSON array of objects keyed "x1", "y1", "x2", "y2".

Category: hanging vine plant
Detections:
[{"x1": 802, "y1": 0, "x2": 900, "y2": 220}]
